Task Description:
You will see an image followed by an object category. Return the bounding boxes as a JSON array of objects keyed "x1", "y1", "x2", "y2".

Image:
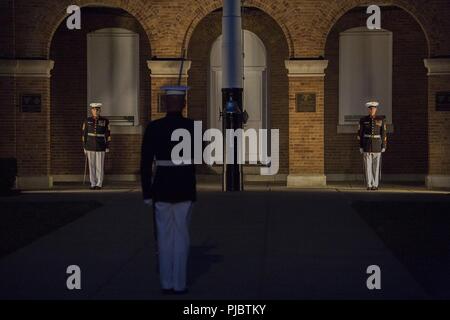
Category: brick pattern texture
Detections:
[{"x1": 0, "y1": 1, "x2": 449, "y2": 181}]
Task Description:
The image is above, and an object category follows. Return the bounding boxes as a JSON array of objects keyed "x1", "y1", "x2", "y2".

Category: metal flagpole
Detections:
[{"x1": 177, "y1": 48, "x2": 186, "y2": 86}]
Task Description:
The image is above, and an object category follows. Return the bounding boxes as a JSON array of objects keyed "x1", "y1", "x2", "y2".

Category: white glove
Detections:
[
  {"x1": 382, "y1": 148, "x2": 386, "y2": 153},
  {"x1": 359, "y1": 148, "x2": 364, "y2": 154},
  {"x1": 83, "y1": 149, "x2": 87, "y2": 155},
  {"x1": 105, "y1": 148, "x2": 110, "y2": 153},
  {"x1": 144, "y1": 199, "x2": 153, "y2": 207}
]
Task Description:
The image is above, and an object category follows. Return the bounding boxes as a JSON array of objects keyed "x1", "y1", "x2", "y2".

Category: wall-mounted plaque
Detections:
[
  {"x1": 436, "y1": 92, "x2": 450, "y2": 111},
  {"x1": 21, "y1": 94, "x2": 41, "y2": 113},
  {"x1": 296, "y1": 93, "x2": 316, "y2": 112}
]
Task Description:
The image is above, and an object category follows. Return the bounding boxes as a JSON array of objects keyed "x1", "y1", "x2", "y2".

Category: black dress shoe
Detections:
[
  {"x1": 173, "y1": 288, "x2": 189, "y2": 295},
  {"x1": 372, "y1": 187, "x2": 379, "y2": 191},
  {"x1": 95, "y1": 186, "x2": 102, "y2": 190},
  {"x1": 161, "y1": 289, "x2": 174, "y2": 295},
  {"x1": 90, "y1": 186, "x2": 96, "y2": 190},
  {"x1": 367, "y1": 187, "x2": 372, "y2": 191}
]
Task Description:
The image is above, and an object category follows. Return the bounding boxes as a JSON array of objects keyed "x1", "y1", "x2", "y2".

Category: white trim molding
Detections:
[
  {"x1": 147, "y1": 60, "x2": 192, "y2": 78},
  {"x1": 109, "y1": 125, "x2": 144, "y2": 135},
  {"x1": 285, "y1": 60, "x2": 329, "y2": 77},
  {"x1": 0, "y1": 59, "x2": 55, "y2": 78},
  {"x1": 327, "y1": 174, "x2": 425, "y2": 182},
  {"x1": 287, "y1": 174, "x2": 327, "y2": 188},
  {"x1": 424, "y1": 58, "x2": 450, "y2": 76},
  {"x1": 52, "y1": 174, "x2": 139, "y2": 183},
  {"x1": 426, "y1": 175, "x2": 450, "y2": 189},
  {"x1": 245, "y1": 174, "x2": 288, "y2": 183}
]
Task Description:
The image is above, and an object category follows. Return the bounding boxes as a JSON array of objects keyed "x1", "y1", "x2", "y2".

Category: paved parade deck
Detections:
[{"x1": 1, "y1": 182, "x2": 449, "y2": 300}]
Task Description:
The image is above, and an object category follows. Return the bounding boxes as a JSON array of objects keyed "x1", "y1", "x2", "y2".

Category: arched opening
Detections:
[
  {"x1": 49, "y1": 6, "x2": 151, "y2": 180},
  {"x1": 87, "y1": 27, "x2": 140, "y2": 126},
  {"x1": 209, "y1": 30, "x2": 267, "y2": 131},
  {"x1": 324, "y1": 6, "x2": 428, "y2": 184},
  {"x1": 187, "y1": 7, "x2": 289, "y2": 174}
]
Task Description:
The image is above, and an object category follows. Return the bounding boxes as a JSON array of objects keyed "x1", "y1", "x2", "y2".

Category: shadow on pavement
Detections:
[
  {"x1": 353, "y1": 201, "x2": 450, "y2": 299},
  {"x1": 188, "y1": 241, "x2": 223, "y2": 288},
  {"x1": 0, "y1": 200, "x2": 102, "y2": 260}
]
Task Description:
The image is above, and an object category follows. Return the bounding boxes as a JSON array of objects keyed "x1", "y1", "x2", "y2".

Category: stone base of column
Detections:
[
  {"x1": 52, "y1": 174, "x2": 139, "y2": 183},
  {"x1": 287, "y1": 174, "x2": 327, "y2": 188},
  {"x1": 17, "y1": 176, "x2": 53, "y2": 190},
  {"x1": 426, "y1": 175, "x2": 450, "y2": 189}
]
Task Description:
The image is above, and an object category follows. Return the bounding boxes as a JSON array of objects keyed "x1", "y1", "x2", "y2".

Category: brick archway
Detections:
[
  {"x1": 36, "y1": 0, "x2": 296, "y2": 59},
  {"x1": 49, "y1": 6, "x2": 152, "y2": 179},
  {"x1": 323, "y1": 5, "x2": 429, "y2": 183},
  {"x1": 181, "y1": 0, "x2": 295, "y2": 58},
  {"x1": 186, "y1": 7, "x2": 290, "y2": 175},
  {"x1": 33, "y1": 0, "x2": 156, "y2": 59},
  {"x1": 307, "y1": 0, "x2": 437, "y2": 57}
]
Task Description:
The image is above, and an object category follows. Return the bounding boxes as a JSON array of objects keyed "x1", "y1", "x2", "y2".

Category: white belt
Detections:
[
  {"x1": 156, "y1": 160, "x2": 192, "y2": 167},
  {"x1": 364, "y1": 135, "x2": 381, "y2": 138},
  {"x1": 88, "y1": 133, "x2": 105, "y2": 137}
]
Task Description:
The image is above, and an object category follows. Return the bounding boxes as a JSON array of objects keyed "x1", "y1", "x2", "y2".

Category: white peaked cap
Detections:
[
  {"x1": 90, "y1": 102, "x2": 102, "y2": 108},
  {"x1": 366, "y1": 101, "x2": 380, "y2": 108}
]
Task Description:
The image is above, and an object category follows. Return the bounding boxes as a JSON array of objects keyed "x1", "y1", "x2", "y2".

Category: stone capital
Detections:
[
  {"x1": 0, "y1": 59, "x2": 55, "y2": 78},
  {"x1": 147, "y1": 60, "x2": 192, "y2": 78},
  {"x1": 285, "y1": 59, "x2": 329, "y2": 78},
  {"x1": 424, "y1": 58, "x2": 450, "y2": 76}
]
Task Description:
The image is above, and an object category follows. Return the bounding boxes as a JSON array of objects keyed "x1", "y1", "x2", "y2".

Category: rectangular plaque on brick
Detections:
[
  {"x1": 296, "y1": 93, "x2": 316, "y2": 112},
  {"x1": 436, "y1": 92, "x2": 450, "y2": 111},
  {"x1": 21, "y1": 95, "x2": 41, "y2": 113}
]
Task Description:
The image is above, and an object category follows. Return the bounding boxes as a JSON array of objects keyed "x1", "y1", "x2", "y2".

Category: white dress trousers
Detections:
[
  {"x1": 86, "y1": 151, "x2": 105, "y2": 187},
  {"x1": 154, "y1": 201, "x2": 193, "y2": 291},
  {"x1": 363, "y1": 153, "x2": 382, "y2": 188}
]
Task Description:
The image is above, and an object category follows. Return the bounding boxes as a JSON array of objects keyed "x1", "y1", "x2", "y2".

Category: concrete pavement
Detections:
[{"x1": 0, "y1": 182, "x2": 449, "y2": 300}]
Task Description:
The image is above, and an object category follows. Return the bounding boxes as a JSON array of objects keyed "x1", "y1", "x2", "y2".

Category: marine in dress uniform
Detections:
[
  {"x1": 358, "y1": 101, "x2": 387, "y2": 190},
  {"x1": 82, "y1": 103, "x2": 111, "y2": 190},
  {"x1": 140, "y1": 86, "x2": 196, "y2": 295}
]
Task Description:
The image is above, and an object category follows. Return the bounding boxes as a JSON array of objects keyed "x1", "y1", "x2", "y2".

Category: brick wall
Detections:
[
  {"x1": 49, "y1": 7, "x2": 151, "y2": 176},
  {"x1": 0, "y1": 78, "x2": 16, "y2": 158},
  {"x1": 324, "y1": 6, "x2": 428, "y2": 176},
  {"x1": 428, "y1": 76, "x2": 450, "y2": 175},
  {"x1": 16, "y1": 78, "x2": 51, "y2": 176},
  {"x1": 187, "y1": 8, "x2": 289, "y2": 173},
  {"x1": 289, "y1": 78, "x2": 325, "y2": 175},
  {"x1": 2, "y1": 1, "x2": 450, "y2": 184},
  {"x1": 0, "y1": 1, "x2": 15, "y2": 160},
  {"x1": 0, "y1": 0, "x2": 14, "y2": 58}
]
